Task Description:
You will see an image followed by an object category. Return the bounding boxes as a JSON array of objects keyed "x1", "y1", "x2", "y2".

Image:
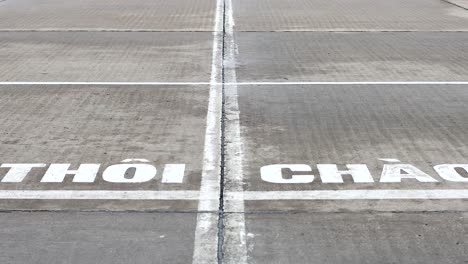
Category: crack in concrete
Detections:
[
  {"x1": 217, "y1": 0, "x2": 228, "y2": 263},
  {"x1": 441, "y1": 0, "x2": 468, "y2": 10}
]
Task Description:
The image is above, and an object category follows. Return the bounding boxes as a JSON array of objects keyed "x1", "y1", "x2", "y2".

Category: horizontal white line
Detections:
[
  {"x1": 231, "y1": 81, "x2": 468, "y2": 85},
  {"x1": 0, "y1": 190, "x2": 201, "y2": 200},
  {"x1": 0, "y1": 190, "x2": 464, "y2": 200},
  {"x1": 0, "y1": 81, "x2": 467, "y2": 86},
  {"x1": 228, "y1": 190, "x2": 468, "y2": 200},
  {"x1": 0, "y1": 82, "x2": 212, "y2": 86}
]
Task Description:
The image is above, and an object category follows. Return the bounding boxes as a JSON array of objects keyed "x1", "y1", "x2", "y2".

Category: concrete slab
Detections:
[
  {"x1": 0, "y1": 85, "x2": 209, "y2": 210},
  {"x1": 0, "y1": 32, "x2": 212, "y2": 82},
  {"x1": 240, "y1": 212, "x2": 466, "y2": 264},
  {"x1": 230, "y1": 84, "x2": 468, "y2": 211},
  {"x1": 2, "y1": 0, "x2": 468, "y2": 262},
  {"x1": 0, "y1": 212, "x2": 197, "y2": 264},
  {"x1": 0, "y1": 0, "x2": 215, "y2": 31},
  {"x1": 444, "y1": 0, "x2": 468, "y2": 10},
  {"x1": 235, "y1": 32, "x2": 468, "y2": 81},
  {"x1": 232, "y1": 0, "x2": 468, "y2": 31}
]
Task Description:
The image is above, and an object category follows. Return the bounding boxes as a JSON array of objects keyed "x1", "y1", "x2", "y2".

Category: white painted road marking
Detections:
[
  {"x1": 0, "y1": 82, "x2": 212, "y2": 86},
  {"x1": 260, "y1": 164, "x2": 468, "y2": 183},
  {"x1": 102, "y1": 164, "x2": 157, "y2": 183},
  {"x1": 228, "y1": 190, "x2": 468, "y2": 201},
  {"x1": 0, "y1": 190, "x2": 465, "y2": 200},
  {"x1": 435, "y1": 164, "x2": 468, "y2": 182},
  {"x1": 1, "y1": 163, "x2": 46, "y2": 182},
  {"x1": 162, "y1": 164, "x2": 186, "y2": 183},
  {"x1": 223, "y1": 0, "x2": 249, "y2": 262},
  {"x1": 380, "y1": 164, "x2": 438, "y2": 183},
  {"x1": 0, "y1": 163, "x2": 186, "y2": 183},
  {"x1": 1, "y1": 81, "x2": 468, "y2": 86},
  {"x1": 120, "y1": 158, "x2": 151, "y2": 163},
  {"x1": 192, "y1": 0, "x2": 224, "y2": 262},
  {"x1": 230, "y1": 81, "x2": 468, "y2": 85},
  {"x1": 41, "y1": 163, "x2": 100, "y2": 183},
  {"x1": 0, "y1": 190, "x2": 200, "y2": 200},
  {"x1": 379, "y1": 158, "x2": 401, "y2": 163}
]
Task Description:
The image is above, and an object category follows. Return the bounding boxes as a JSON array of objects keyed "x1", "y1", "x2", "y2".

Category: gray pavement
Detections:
[
  {"x1": 0, "y1": 0, "x2": 467, "y2": 263},
  {"x1": 232, "y1": 0, "x2": 468, "y2": 31},
  {"x1": 243, "y1": 212, "x2": 466, "y2": 264},
  {"x1": 235, "y1": 32, "x2": 468, "y2": 81},
  {"x1": 0, "y1": 32, "x2": 213, "y2": 82},
  {"x1": 0, "y1": 0, "x2": 215, "y2": 31},
  {"x1": 236, "y1": 84, "x2": 468, "y2": 194},
  {"x1": 0, "y1": 85, "x2": 207, "y2": 211},
  {"x1": 0, "y1": 212, "x2": 196, "y2": 263},
  {"x1": 223, "y1": 0, "x2": 468, "y2": 263},
  {"x1": 0, "y1": 0, "x2": 213, "y2": 262}
]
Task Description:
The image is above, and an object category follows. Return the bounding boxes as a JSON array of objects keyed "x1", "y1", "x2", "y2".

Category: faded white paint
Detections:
[
  {"x1": 229, "y1": 81, "x2": 468, "y2": 85},
  {"x1": 434, "y1": 164, "x2": 468, "y2": 182},
  {"x1": 228, "y1": 190, "x2": 468, "y2": 200},
  {"x1": 41, "y1": 164, "x2": 100, "y2": 183},
  {"x1": 223, "y1": 0, "x2": 249, "y2": 262},
  {"x1": 378, "y1": 158, "x2": 401, "y2": 163},
  {"x1": 261, "y1": 164, "x2": 314, "y2": 183},
  {"x1": 380, "y1": 164, "x2": 438, "y2": 183},
  {"x1": 317, "y1": 164, "x2": 374, "y2": 183},
  {"x1": 102, "y1": 164, "x2": 157, "y2": 183},
  {"x1": 1, "y1": 162, "x2": 467, "y2": 185},
  {"x1": 0, "y1": 190, "x2": 200, "y2": 200},
  {"x1": 1, "y1": 163, "x2": 46, "y2": 182},
  {"x1": 120, "y1": 158, "x2": 150, "y2": 163},
  {"x1": 1, "y1": 81, "x2": 468, "y2": 86},
  {"x1": 192, "y1": 0, "x2": 224, "y2": 262},
  {"x1": 260, "y1": 163, "x2": 468, "y2": 183},
  {"x1": 0, "y1": 82, "x2": 211, "y2": 86},
  {"x1": 0, "y1": 189, "x2": 464, "y2": 201},
  {"x1": 162, "y1": 164, "x2": 186, "y2": 183}
]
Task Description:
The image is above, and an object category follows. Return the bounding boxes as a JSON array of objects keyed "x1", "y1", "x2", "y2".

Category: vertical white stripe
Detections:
[
  {"x1": 223, "y1": 0, "x2": 249, "y2": 263},
  {"x1": 192, "y1": 0, "x2": 224, "y2": 263}
]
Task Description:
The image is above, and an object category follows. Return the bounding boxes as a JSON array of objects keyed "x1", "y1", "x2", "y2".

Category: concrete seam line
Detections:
[
  {"x1": 441, "y1": 0, "x2": 468, "y2": 10},
  {"x1": 217, "y1": 0, "x2": 227, "y2": 261}
]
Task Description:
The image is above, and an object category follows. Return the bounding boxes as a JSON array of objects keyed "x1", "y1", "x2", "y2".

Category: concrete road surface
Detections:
[{"x1": 0, "y1": 0, "x2": 467, "y2": 263}]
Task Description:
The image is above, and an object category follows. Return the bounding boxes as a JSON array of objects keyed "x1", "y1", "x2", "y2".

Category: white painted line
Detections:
[
  {"x1": 192, "y1": 0, "x2": 224, "y2": 262},
  {"x1": 120, "y1": 158, "x2": 150, "y2": 163},
  {"x1": 0, "y1": 82, "x2": 211, "y2": 86},
  {"x1": 1, "y1": 190, "x2": 463, "y2": 200},
  {"x1": 379, "y1": 158, "x2": 401, "y2": 163},
  {"x1": 223, "y1": 0, "x2": 248, "y2": 262},
  {"x1": 161, "y1": 164, "x2": 186, "y2": 183},
  {"x1": 1, "y1": 81, "x2": 467, "y2": 86},
  {"x1": 228, "y1": 81, "x2": 468, "y2": 85},
  {"x1": 0, "y1": 190, "x2": 200, "y2": 200},
  {"x1": 227, "y1": 190, "x2": 468, "y2": 200}
]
